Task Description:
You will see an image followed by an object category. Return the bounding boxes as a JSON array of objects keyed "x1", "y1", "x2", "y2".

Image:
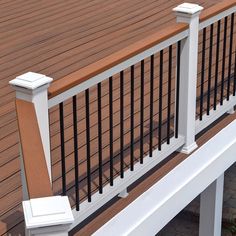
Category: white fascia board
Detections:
[{"x1": 93, "y1": 120, "x2": 236, "y2": 236}]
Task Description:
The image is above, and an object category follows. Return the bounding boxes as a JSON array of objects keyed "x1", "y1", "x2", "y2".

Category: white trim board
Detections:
[
  {"x1": 93, "y1": 120, "x2": 236, "y2": 236},
  {"x1": 195, "y1": 95, "x2": 236, "y2": 135}
]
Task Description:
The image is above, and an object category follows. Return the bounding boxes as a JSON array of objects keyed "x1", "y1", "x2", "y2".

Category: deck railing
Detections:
[
  {"x1": 196, "y1": 0, "x2": 236, "y2": 133},
  {"x1": 9, "y1": 1, "x2": 236, "y2": 235}
]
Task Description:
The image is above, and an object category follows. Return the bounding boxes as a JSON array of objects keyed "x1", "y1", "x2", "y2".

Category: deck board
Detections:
[{"x1": 0, "y1": 0, "x2": 228, "y2": 235}]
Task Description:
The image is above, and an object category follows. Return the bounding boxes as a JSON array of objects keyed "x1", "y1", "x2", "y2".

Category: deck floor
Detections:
[{"x1": 0, "y1": 0, "x2": 227, "y2": 235}]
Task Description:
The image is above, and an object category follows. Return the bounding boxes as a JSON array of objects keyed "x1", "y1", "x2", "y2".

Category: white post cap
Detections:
[
  {"x1": 173, "y1": 3, "x2": 203, "y2": 15},
  {"x1": 22, "y1": 196, "x2": 74, "y2": 229},
  {"x1": 9, "y1": 72, "x2": 53, "y2": 90}
]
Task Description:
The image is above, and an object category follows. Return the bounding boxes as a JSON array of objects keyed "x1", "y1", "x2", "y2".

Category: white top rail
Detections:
[
  {"x1": 48, "y1": 30, "x2": 188, "y2": 109},
  {"x1": 199, "y1": 5, "x2": 236, "y2": 30}
]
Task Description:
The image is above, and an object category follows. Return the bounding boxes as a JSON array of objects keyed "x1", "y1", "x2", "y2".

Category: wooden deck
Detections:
[{"x1": 0, "y1": 0, "x2": 228, "y2": 235}]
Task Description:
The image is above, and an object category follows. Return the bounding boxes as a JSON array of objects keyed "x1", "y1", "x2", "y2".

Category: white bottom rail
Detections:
[
  {"x1": 69, "y1": 136, "x2": 185, "y2": 231},
  {"x1": 93, "y1": 120, "x2": 236, "y2": 236},
  {"x1": 195, "y1": 95, "x2": 236, "y2": 134}
]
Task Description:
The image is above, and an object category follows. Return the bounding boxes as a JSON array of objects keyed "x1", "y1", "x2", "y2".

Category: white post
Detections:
[
  {"x1": 23, "y1": 196, "x2": 74, "y2": 236},
  {"x1": 173, "y1": 3, "x2": 203, "y2": 154},
  {"x1": 9, "y1": 72, "x2": 53, "y2": 185},
  {"x1": 199, "y1": 174, "x2": 224, "y2": 236}
]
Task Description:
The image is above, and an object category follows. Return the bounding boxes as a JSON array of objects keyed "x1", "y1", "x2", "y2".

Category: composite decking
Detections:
[{"x1": 0, "y1": 0, "x2": 229, "y2": 235}]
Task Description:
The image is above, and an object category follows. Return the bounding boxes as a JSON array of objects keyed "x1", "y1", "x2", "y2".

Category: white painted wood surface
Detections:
[
  {"x1": 199, "y1": 174, "x2": 224, "y2": 236},
  {"x1": 173, "y1": 3, "x2": 203, "y2": 154},
  {"x1": 23, "y1": 196, "x2": 74, "y2": 236}
]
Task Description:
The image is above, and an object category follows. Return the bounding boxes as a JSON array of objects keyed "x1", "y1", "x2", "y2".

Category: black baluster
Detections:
[
  {"x1": 59, "y1": 102, "x2": 66, "y2": 196},
  {"x1": 130, "y1": 65, "x2": 135, "y2": 171},
  {"x1": 97, "y1": 83, "x2": 103, "y2": 193},
  {"x1": 158, "y1": 50, "x2": 163, "y2": 151},
  {"x1": 220, "y1": 17, "x2": 228, "y2": 105},
  {"x1": 227, "y1": 13, "x2": 235, "y2": 100},
  {"x1": 85, "y1": 89, "x2": 91, "y2": 202},
  {"x1": 120, "y1": 71, "x2": 124, "y2": 178},
  {"x1": 214, "y1": 20, "x2": 221, "y2": 110},
  {"x1": 140, "y1": 60, "x2": 145, "y2": 163},
  {"x1": 109, "y1": 76, "x2": 114, "y2": 186},
  {"x1": 149, "y1": 55, "x2": 154, "y2": 157},
  {"x1": 207, "y1": 24, "x2": 214, "y2": 115},
  {"x1": 73, "y1": 96, "x2": 79, "y2": 210},
  {"x1": 234, "y1": 51, "x2": 236, "y2": 96},
  {"x1": 167, "y1": 45, "x2": 172, "y2": 144}
]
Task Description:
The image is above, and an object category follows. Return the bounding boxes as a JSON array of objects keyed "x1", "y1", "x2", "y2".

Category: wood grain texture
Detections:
[
  {"x1": 0, "y1": 0, "x2": 226, "y2": 234},
  {"x1": 200, "y1": 0, "x2": 236, "y2": 22},
  {"x1": 15, "y1": 99, "x2": 52, "y2": 199}
]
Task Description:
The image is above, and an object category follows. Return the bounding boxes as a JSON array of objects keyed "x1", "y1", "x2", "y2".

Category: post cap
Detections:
[
  {"x1": 9, "y1": 72, "x2": 53, "y2": 90},
  {"x1": 173, "y1": 3, "x2": 203, "y2": 15},
  {"x1": 22, "y1": 196, "x2": 74, "y2": 229}
]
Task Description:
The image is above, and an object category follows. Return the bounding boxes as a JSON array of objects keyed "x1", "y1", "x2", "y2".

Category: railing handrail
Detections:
[
  {"x1": 15, "y1": 99, "x2": 52, "y2": 199},
  {"x1": 48, "y1": 23, "x2": 187, "y2": 99},
  {"x1": 199, "y1": 0, "x2": 236, "y2": 23}
]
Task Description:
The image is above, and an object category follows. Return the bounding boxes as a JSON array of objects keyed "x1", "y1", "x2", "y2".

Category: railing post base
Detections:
[
  {"x1": 179, "y1": 142, "x2": 198, "y2": 154},
  {"x1": 227, "y1": 107, "x2": 235, "y2": 114},
  {"x1": 118, "y1": 188, "x2": 129, "y2": 198},
  {"x1": 22, "y1": 196, "x2": 74, "y2": 236}
]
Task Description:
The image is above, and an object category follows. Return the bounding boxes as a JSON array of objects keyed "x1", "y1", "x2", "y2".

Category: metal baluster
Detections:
[
  {"x1": 85, "y1": 89, "x2": 91, "y2": 202},
  {"x1": 234, "y1": 51, "x2": 236, "y2": 96},
  {"x1": 130, "y1": 65, "x2": 135, "y2": 171},
  {"x1": 167, "y1": 45, "x2": 172, "y2": 144},
  {"x1": 59, "y1": 102, "x2": 66, "y2": 196},
  {"x1": 140, "y1": 60, "x2": 145, "y2": 163},
  {"x1": 227, "y1": 13, "x2": 235, "y2": 100},
  {"x1": 97, "y1": 83, "x2": 103, "y2": 193},
  {"x1": 73, "y1": 96, "x2": 79, "y2": 210},
  {"x1": 149, "y1": 55, "x2": 154, "y2": 157},
  {"x1": 214, "y1": 20, "x2": 221, "y2": 110},
  {"x1": 158, "y1": 50, "x2": 163, "y2": 151},
  {"x1": 220, "y1": 17, "x2": 228, "y2": 105},
  {"x1": 120, "y1": 71, "x2": 124, "y2": 178},
  {"x1": 207, "y1": 24, "x2": 214, "y2": 115},
  {"x1": 109, "y1": 76, "x2": 114, "y2": 186}
]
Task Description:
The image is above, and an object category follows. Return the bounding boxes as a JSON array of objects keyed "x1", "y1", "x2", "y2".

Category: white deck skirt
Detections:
[{"x1": 93, "y1": 120, "x2": 236, "y2": 236}]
